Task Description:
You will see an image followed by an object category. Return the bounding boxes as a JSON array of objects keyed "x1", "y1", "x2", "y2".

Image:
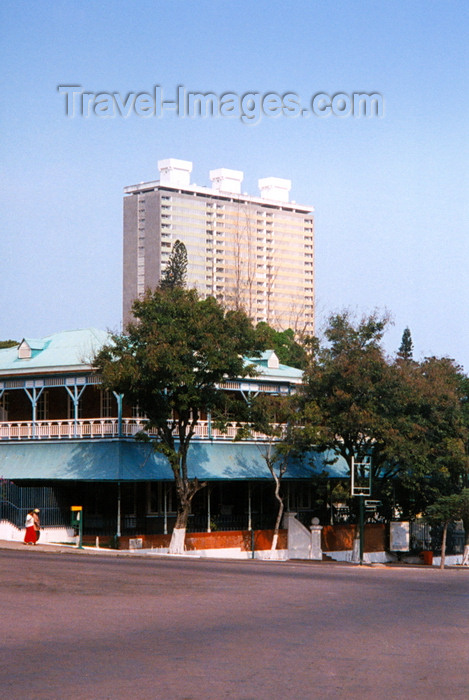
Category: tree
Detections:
[
  {"x1": 462, "y1": 490, "x2": 469, "y2": 566},
  {"x1": 298, "y1": 311, "x2": 469, "y2": 522},
  {"x1": 299, "y1": 310, "x2": 397, "y2": 481},
  {"x1": 255, "y1": 323, "x2": 308, "y2": 369},
  {"x1": 398, "y1": 326, "x2": 414, "y2": 361},
  {"x1": 426, "y1": 489, "x2": 469, "y2": 568},
  {"x1": 0, "y1": 340, "x2": 17, "y2": 349},
  {"x1": 391, "y1": 356, "x2": 469, "y2": 516},
  {"x1": 94, "y1": 286, "x2": 264, "y2": 553},
  {"x1": 238, "y1": 393, "x2": 316, "y2": 553},
  {"x1": 160, "y1": 240, "x2": 188, "y2": 289}
]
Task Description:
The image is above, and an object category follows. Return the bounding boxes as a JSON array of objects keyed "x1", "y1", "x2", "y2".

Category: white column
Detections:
[{"x1": 310, "y1": 517, "x2": 323, "y2": 560}]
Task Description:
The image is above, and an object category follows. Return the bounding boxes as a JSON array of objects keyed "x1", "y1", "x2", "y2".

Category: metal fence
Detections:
[
  {"x1": 186, "y1": 513, "x2": 277, "y2": 533},
  {"x1": 410, "y1": 520, "x2": 465, "y2": 555},
  {"x1": 0, "y1": 479, "x2": 67, "y2": 530},
  {"x1": 1, "y1": 479, "x2": 466, "y2": 551}
]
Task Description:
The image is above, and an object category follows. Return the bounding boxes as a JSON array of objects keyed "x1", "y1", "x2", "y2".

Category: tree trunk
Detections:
[
  {"x1": 462, "y1": 545, "x2": 469, "y2": 566},
  {"x1": 440, "y1": 521, "x2": 448, "y2": 569},
  {"x1": 271, "y1": 502, "x2": 284, "y2": 553},
  {"x1": 168, "y1": 506, "x2": 190, "y2": 555},
  {"x1": 462, "y1": 529, "x2": 469, "y2": 566},
  {"x1": 167, "y1": 460, "x2": 206, "y2": 555},
  {"x1": 351, "y1": 528, "x2": 360, "y2": 563},
  {"x1": 271, "y1": 475, "x2": 285, "y2": 553}
]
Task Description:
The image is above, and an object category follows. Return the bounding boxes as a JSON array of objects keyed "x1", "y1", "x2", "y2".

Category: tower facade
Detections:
[{"x1": 123, "y1": 159, "x2": 314, "y2": 333}]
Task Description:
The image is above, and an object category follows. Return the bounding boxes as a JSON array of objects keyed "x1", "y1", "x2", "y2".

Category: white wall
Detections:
[{"x1": 0, "y1": 520, "x2": 76, "y2": 544}]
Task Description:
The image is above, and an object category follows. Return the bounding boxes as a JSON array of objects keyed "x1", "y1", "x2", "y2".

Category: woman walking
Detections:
[
  {"x1": 24, "y1": 508, "x2": 40, "y2": 544},
  {"x1": 33, "y1": 508, "x2": 41, "y2": 542},
  {"x1": 24, "y1": 509, "x2": 36, "y2": 544}
]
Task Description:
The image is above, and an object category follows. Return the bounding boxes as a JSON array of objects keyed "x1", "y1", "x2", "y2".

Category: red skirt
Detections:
[{"x1": 24, "y1": 525, "x2": 37, "y2": 543}]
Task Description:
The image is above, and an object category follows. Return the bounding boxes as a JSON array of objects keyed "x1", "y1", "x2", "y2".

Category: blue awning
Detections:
[{"x1": 0, "y1": 439, "x2": 349, "y2": 481}]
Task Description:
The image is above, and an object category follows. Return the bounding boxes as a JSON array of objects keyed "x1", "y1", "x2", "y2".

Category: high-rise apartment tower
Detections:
[{"x1": 123, "y1": 159, "x2": 314, "y2": 333}]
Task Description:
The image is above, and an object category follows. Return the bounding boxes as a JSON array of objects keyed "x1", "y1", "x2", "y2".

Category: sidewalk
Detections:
[
  {"x1": 0, "y1": 538, "x2": 120, "y2": 555},
  {"x1": 1, "y1": 538, "x2": 468, "y2": 568}
]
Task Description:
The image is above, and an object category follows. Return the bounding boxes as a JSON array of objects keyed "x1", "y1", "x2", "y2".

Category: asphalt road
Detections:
[{"x1": 1, "y1": 549, "x2": 468, "y2": 700}]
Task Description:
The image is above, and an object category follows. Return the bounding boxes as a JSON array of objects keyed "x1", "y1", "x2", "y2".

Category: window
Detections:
[
  {"x1": 37, "y1": 391, "x2": 49, "y2": 421},
  {"x1": 100, "y1": 390, "x2": 113, "y2": 418},
  {"x1": 147, "y1": 482, "x2": 176, "y2": 514},
  {"x1": 0, "y1": 392, "x2": 9, "y2": 421},
  {"x1": 122, "y1": 484, "x2": 137, "y2": 529},
  {"x1": 289, "y1": 484, "x2": 312, "y2": 511}
]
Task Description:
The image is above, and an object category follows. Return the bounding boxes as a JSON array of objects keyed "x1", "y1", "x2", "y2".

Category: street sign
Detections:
[
  {"x1": 351, "y1": 456, "x2": 371, "y2": 497},
  {"x1": 365, "y1": 499, "x2": 382, "y2": 510}
]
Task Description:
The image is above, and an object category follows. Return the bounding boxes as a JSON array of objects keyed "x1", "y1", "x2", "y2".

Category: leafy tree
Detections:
[
  {"x1": 426, "y1": 489, "x2": 469, "y2": 568},
  {"x1": 0, "y1": 340, "x2": 17, "y2": 348},
  {"x1": 299, "y1": 310, "x2": 397, "y2": 480},
  {"x1": 392, "y1": 356, "x2": 469, "y2": 515},
  {"x1": 94, "y1": 286, "x2": 263, "y2": 553},
  {"x1": 298, "y1": 311, "x2": 469, "y2": 522},
  {"x1": 398, "y1": 326, "x2": 414, "y2": 361},
  {"x1": 254, "y1": 322, "x2": 308, "y2": 369},
  {"x1": 160, "y1": 239, "x2": 188, "y2": 289},
  {"x1": 238, "y1": 393, "x2": 319, "y2": 552}
]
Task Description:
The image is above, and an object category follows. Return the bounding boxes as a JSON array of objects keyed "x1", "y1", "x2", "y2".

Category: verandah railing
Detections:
[{"x1": 0, "y1": 418, "x2": 277, "y2": 442}]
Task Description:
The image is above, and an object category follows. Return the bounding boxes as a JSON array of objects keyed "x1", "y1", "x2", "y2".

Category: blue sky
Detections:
[{"x1": 1, "y1": 1, "x2": 468, "y2": 368}]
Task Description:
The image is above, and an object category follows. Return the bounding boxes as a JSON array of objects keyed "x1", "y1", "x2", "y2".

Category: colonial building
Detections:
[
  {"x1": 0, "y1": 328, "x2": 347, "y2": 548},
  {"x1": 123, "y1": 159, "x2": 315, "y2": 334}
]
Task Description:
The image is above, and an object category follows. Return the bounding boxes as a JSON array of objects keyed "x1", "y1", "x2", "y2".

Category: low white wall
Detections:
[
  {"x1": 327, "y1": 550, "x2": 394, "y2": 564},
  {"x1": 128, "y1": 547, "x2": 289, "y2": 560},
  {"x1": 0, "y1": 520, "x2": 22, "y2": 541},
  {"x1": 327, "y1": 551, "x2": 468, "y2": 566},
  {"x1": 0, "y1": 520, "x2": 76, "y2": 544},
  {"x1": 432, "y1": 555, "x2": 464, "y2": 566},
  {"x1": 286, "y1": 513, "x2": 312, "y2": 559}
]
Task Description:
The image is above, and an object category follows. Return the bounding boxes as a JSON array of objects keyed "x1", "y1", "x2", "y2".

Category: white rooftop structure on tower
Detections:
[
  {"x1": 158, "y1": 158, "x2": 193, "y2": 188},
  {"x1": 209, "y1": 168, "x2": 244, "y2": 194},
  {"x1": 258, "y1": 177, "x2": 291, "y2": 203}
]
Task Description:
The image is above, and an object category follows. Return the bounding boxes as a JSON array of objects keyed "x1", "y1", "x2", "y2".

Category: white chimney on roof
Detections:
[
  {"x1": 258, "y1": 177, "x2": 291, "y2": 203},
  {"x1": 158, "y1": 159, "x2": 193, "y2": 188},
  {"x1": 210, "y1": 168, "x2": 244, "y2": 194}
]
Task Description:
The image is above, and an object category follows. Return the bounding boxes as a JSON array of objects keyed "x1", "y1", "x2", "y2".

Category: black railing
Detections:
[
  {"x1": 1, "y1": 479, "x2": 466, "y2": 552},
  {"x1": 186, "y1": 513, "x2": 277, "y2": 533},
  {"x1": 0, "y1": 480, "x2": 68, "y2": 529}
]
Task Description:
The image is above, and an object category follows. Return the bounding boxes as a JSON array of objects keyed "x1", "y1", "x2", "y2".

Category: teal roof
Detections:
[
  {"x1": 0, "y1": 328, "x2": 112, "y2": 374},
  {"x1": 0, "y1": 440, "x2": 348, "y2": 481},
  {"x1": 251, "y1": 361, "x2": 303, "y2": 382},
  {"x1": 245, "y1": 351, "x2": 303, "y2": 383},
  {"x1": 0, "y1": 328, "x2": 304, "y2": 384}
]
